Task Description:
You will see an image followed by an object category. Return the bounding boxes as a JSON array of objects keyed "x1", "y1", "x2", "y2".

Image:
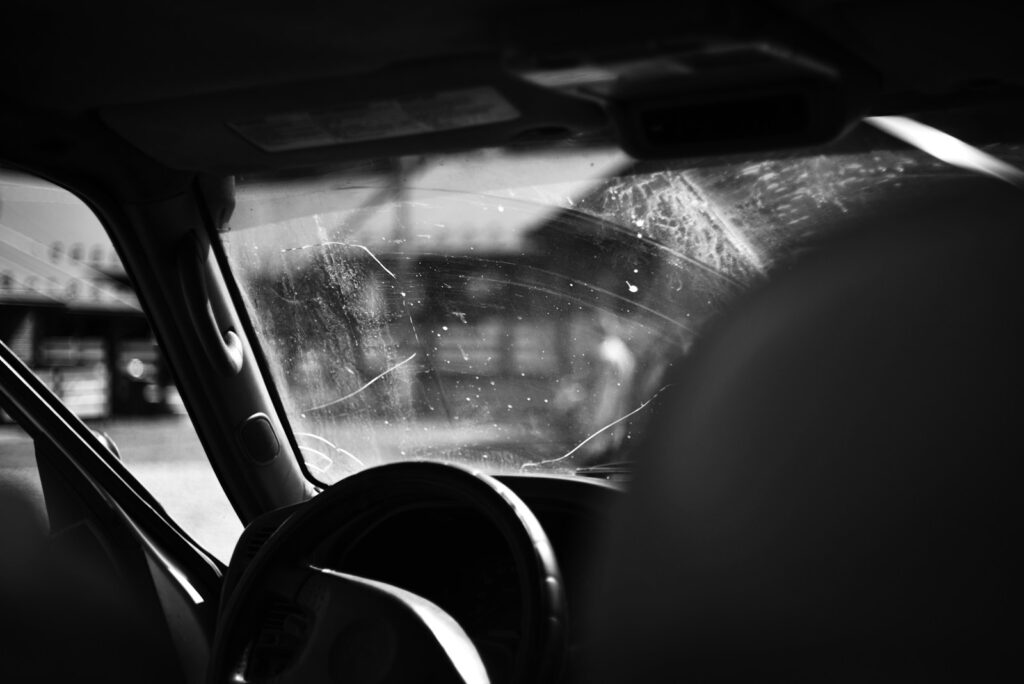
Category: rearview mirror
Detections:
[{"x1": 511, "y1": 42, "x2": 872, "y2": 158}]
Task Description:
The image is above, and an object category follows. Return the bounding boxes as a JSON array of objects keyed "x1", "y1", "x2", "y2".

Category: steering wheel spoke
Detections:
[{"x1": 280, "y1": 566, "x2": 490, "y2": 683}]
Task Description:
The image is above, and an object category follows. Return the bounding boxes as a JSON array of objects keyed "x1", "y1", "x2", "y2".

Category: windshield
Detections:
[{"x1": 220, "y1": 134, "x2": 991, "y2": 484}]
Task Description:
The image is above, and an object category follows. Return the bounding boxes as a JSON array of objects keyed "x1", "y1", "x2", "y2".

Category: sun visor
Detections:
[{"x1": 100, "y1": 60, "x2": 608, "y2": 174}]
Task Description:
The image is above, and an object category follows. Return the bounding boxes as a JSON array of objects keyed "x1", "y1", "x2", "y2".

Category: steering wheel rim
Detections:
[{"x1": 210, "y1": 461, "x2": 567, "y2": 683}]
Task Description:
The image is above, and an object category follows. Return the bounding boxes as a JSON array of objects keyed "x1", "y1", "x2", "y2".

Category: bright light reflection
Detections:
[
  {"x1": 866, "y1": 115, "x2": 1024, "y2": 188},
  {"x1": 126, "y1": 357, "x2": 145, "y2": 378}
]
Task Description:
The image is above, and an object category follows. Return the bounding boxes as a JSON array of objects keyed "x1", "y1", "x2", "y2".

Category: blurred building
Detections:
[{"x1": 1, "y1": 171, "x2": 181, "y2": 419}]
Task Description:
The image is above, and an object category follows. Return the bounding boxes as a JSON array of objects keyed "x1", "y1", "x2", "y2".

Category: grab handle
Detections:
[{"x1": 178, "y1": 234, "x2": 244, "y2": 376}]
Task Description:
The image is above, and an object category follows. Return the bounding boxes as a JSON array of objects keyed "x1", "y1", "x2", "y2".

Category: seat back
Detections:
[{"x1": 586, "y1": 177, "x2": 1024, "y2": 681}]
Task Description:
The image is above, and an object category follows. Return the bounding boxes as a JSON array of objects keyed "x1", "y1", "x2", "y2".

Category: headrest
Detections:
[{"x1": 585, "y1": 176, "x2": 1024, "y2": 681}]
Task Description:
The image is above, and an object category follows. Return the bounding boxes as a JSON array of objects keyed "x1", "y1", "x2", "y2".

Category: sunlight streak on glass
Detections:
[{"x1": 866, "y1": 115, "x2": 1024, "y2": 188}]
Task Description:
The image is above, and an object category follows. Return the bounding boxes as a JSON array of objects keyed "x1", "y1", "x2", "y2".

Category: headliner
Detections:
[{"x1": 1, "y1": 1, "x2": 1022, "y2": 181}]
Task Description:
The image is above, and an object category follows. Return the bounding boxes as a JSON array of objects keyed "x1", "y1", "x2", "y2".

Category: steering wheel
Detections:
[{"x1": 209, "y1": 462, "x2": 567, "y2": 683}]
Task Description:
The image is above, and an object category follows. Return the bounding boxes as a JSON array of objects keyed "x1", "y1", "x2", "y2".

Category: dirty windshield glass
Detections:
[{"x1": 221, "y1": 141, "x2": 964, "y2": 484}]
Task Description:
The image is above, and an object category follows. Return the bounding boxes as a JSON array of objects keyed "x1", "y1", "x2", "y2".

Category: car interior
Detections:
[{"x1": 1, "y1": 1, "x2": 1021, "y2": 682}]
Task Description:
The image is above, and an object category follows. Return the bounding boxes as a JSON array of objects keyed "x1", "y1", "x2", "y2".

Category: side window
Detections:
[{"x1": 0, "y1": 169, "x2": 241, "y2": 561}]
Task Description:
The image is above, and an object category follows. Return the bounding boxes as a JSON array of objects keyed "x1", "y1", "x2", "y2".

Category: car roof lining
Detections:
[
  {"x1": 4, "y1": 1, "x2": 1024, "y2": 181},
  {"x1": 3, "y1": 1, "x2": 1020, "y2": 110}
]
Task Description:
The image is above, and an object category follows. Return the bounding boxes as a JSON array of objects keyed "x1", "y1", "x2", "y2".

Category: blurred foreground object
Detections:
[
  {"x1": 586, "y1": 175, "x2": 1024, "y2": 681},
  {"x1": 0, "y1": 483, "x2": 177, "y2": 683}
]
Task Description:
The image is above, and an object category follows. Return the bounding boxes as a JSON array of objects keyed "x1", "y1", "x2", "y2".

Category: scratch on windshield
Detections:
[
  {"x1": 295, "y1": 431, "x2": 366, "y2": 468},
  {"x1": 302, "y1": 352, "x2": 418, "y2": 413},
  {"x1": 522, "y1": 385, "x2": 670, "y2": 470},
  {"x1": 282, "y1": 241, "x2": 397, "y2": 279}
]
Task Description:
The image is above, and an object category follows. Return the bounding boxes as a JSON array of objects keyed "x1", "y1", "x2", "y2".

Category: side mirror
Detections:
[{"x1": 92, "y1": 430, "x2": 121, "y2": 461}]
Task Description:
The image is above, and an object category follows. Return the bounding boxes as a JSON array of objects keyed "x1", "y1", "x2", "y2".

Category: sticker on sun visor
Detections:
[{"x1": 229, "y1": 87, "x2": 520, "y2": 152}]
